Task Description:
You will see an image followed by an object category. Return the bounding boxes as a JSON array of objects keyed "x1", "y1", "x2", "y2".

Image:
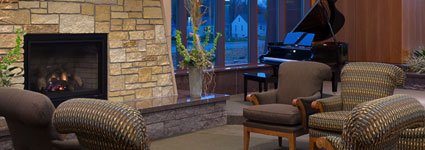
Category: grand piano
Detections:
[{"x1": 260, "y1": 0, "x2": 348, "y2": 92}]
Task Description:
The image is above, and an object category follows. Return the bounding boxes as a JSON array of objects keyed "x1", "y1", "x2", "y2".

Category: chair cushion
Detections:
[
  {"x1": 309, "y1": 111, "x2": 351, "y2": 132},
  {"x1": 243, "y1": 104, "x2": 301, "y2": 126}
]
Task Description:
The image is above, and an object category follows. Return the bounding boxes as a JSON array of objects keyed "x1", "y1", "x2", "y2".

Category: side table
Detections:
[{"x1": 243, "y1": 72, "x2": 278, "y2": 101}]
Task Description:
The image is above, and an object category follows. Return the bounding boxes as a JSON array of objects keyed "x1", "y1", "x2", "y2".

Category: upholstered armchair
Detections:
[
  {"x1": 53, "y1": 98, "x2": 150, "y2": 150},
  {"x1": 315, "y1": 94, "x2": 425, "y2": 150},
  {"x1": 309, "y1": 62, "x2": 405, "y2": 149},
  {"x1": 0, "y1": 88, "x2": 81, "y2": 150},
  {"x1": 243, "y1": 61, "x2": 332, "y2": 150}
]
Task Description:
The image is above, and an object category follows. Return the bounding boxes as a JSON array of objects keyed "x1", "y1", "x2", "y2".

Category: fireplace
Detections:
[{"x1": 24, "y1": 34, "x2": 108, "y2": 105}]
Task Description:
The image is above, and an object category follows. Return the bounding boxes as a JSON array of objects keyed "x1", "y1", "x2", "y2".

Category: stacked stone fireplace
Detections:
[{"x1": 0, "y1": 0, "x2": 176, "y2": 104}]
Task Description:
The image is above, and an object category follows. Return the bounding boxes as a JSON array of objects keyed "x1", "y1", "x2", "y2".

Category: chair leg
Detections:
[
  {"x1": 288, "y1": 134, "x2": 296, "y2": 150},
  {"x1": 278, "y1": 137, "x2": 282, "y2": 147},
  {"x1": 309, "y1": 137, "x2": 316, "y2": 150},
  {"x1": 244, "y1": 127, "x2": 250, "y2": 150}
]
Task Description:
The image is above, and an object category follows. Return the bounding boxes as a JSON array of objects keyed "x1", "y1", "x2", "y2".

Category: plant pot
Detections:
[{"x1": 188, "y1": 67, "x2": 203, "y2": 98}]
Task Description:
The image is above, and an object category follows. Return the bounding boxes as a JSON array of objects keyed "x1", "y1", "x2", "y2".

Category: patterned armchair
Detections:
[
  {"x1": 53, "y1": 98, "x2": 150, "y2": 150},
  {"x1": 398, "y1": 127, "x2": 425, "y2": 149},
  {"x1": 315, "y1": 94, "x2": 425, "y2": 150},
  {"x1": 308, "y1": 62, "x2": 405, "y2": 149}
]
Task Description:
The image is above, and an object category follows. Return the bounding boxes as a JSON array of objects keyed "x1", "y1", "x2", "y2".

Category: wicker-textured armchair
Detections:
[
  {"x1": 53, "y1": 98, "x2": 150, "y2": 150},
  {"x1": 309, "y1": 62, "x2": 405, "y2": 149},
  {"x1": 243, "y1": 61, "x2": 332, "y2": 150},
  {"x1": 315, "y1": 94, "x2": 425, "y2": 150}
]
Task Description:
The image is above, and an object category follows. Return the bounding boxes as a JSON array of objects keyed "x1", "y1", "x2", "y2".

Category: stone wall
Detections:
[{"x1": 0, "y1": 0, "x2": 177, "y2": 102}]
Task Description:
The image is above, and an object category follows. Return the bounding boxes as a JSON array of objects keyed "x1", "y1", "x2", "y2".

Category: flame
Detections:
[{"x1": 61, "y1": 72, "x2": 68, "y2": 81}]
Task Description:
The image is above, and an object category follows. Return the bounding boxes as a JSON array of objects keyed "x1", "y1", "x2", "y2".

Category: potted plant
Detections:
[
  {"x1": 0, "y1": 29, "x2": 24, "y2": 87},
  {"x1": 175, "y1": 0, "x2": 222, "y2": 98},
  {"x1": 405, "y1": 47, "x2": 425, "y2": 90}
]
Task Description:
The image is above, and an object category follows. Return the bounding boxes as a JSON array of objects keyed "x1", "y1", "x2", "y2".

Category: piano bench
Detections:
[{"x1": 243, "y1": 72, "x2": 278, "y2": 101}]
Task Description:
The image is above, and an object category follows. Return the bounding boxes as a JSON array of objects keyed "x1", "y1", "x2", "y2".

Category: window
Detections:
[
  {"x1": 258, "y1": 0, "x2": 267, "y2": 57},
  {"x1": 225, "y1": 0, "x2": 249, "y2": 65},
  {"x1": 171, "y1": 0, "x2": 308, "y2": 69},
  {"x1": 185, "y1": 0, "x2": 216, "y2": 62}
]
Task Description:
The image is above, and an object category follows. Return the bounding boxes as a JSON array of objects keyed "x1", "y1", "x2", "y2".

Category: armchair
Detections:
[
  {"x1": 315, "y1": 94, "x2": 425, "y2": 150},
  {"x1": 309, "y1": 62, "x2": 405, "y2": 149},
  {"x1": 0, "y1": 88, "x2": 81, "y2": 150},
  {"x1": 53, "y1": 98, "x2": 150, "y2": 150},
  {"x1": 243, "y1": 61, "x2": 332, "y2": 150}
]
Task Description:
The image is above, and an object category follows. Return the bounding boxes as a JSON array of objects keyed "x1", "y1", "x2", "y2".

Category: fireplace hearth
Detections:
[{"x1": 24, "y1": 34, "x2": 108, "y2": 106}]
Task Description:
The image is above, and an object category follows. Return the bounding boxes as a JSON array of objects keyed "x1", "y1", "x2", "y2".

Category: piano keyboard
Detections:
[{"x1": 263, "y1": 57, "x2": 298, "y2": 64}]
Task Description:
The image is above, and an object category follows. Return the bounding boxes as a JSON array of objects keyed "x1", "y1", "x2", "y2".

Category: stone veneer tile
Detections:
[
  {"x1": 109, "y1": 63, "x2": 121, "y2": 75},
  {"x1": 0, "y1": 25, "x2": 14, "y2": 33},
  {"x1": 19, "y1": 1, "x2": 39, "y2": 9},
  {"x1": 124, "y1": 0, "x2": 143, "y2": 12},
  {"x1": 143, "y1": 0, "x2": 161, "y2": 7},
  {"x1": 85, "y1": 0, "x2": 118, "y2": 5},
  {"x1": 31, "y1": 14, "x2": 59, "y2": 24},
  {"x1": 129, "y1": 31, "x2": 144, "y2": 40},
  {"x1": 60, "y1": 15, "x2": 94, "y2": 33},
  {"x1": 109, "y1": 76, "x2": 125, "y2": 91},
  {"x1": 48, "y1": 2, "x2": 80, "y2": 14},
  {"x1": 0, "y1": 3, "x2": 18, "y2": 10},
  {"x1": 111, "y1": 12, "x2": 129, "y2": 19},
  {"x1": 95, "y1": 22, "x2": 110, "y2": 33},
  {"x1": 30, "y1": 9, "x2": 48, "y2": 14},
  {"x1": 23, "y1": 25, "x2": 59, "y2": 33},
  {"x1": 109, "y1": 32, "x2": 128, "y2": 40},
  {"x1": 136, "y1": 88, "x2": 153, "y2": 99},
  {"x1": 95, "y1": 5, "x2": 111, "y2": 21},
  {"x1": 143, "y1": 7, "x2": 162, "y2": 18},
  {"x1": 0, "y1": 34, "x2": 16, "y2": 48},
  {"x1": 123, "y1": 19, "x2": 136, "y2": 30},
  {"x1": 138, "y1": 67, "x2": 152, "y2": 82},
  {"x1": 0, "y1": 10, "x2": 30, "y2": 25},
  {"x1": 109, "y1": 48, "x2": 126, "y2": 62},
  {"x1": 155, "y1": 25, "x2": 166, "y2": 43},
  {"x1": 81, "y1": 3, "x2": 94, "y2": 15}
]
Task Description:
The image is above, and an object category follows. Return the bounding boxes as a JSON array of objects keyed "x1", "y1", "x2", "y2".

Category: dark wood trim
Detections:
[
  {"x1": 277, "y1": 0, "x2": 287, "y2": 41},
  {"x1": 246, "y1": 94, "x2": 260, "y2": 105},
  {"x1": 215, "y1": 0, "x2": 225, "y2": 68},
  {"x1": 244, "y1": 126, "x2": 303, "y2": 150},
  {"x1": 176, "y1": 0, "x2": 187, "y2": 62},
  {"x1": 174, "y1": 63, "x2": 273, "y2": 76},
  {"x1": 292, "y1": 98, "x2": 308, "y2": 129},
  {"x1": 316, "y1": 137, "x2": 336, "y2": 150},
  {"x1": 311, "y1": 100, "x2": 325, "y2": 112},
  {"x1": 248, "y1": 0, "x2": 258, "y2": 64}
]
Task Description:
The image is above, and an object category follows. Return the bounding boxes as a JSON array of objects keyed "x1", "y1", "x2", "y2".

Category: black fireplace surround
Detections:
[{"x1": 24, "y1": 34, "x2": 108, "y2": 106}]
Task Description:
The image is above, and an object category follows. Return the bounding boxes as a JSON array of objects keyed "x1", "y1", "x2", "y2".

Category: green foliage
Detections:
[
  {"x1": 407, "y1": 47, "x2": 425, "y2": 74},
  {"x1": 176, "y1": 26, "x2": 222, "y2": 70},
  {"x1": 0, "y1": 29, "x2": 24, "y2": 87}
]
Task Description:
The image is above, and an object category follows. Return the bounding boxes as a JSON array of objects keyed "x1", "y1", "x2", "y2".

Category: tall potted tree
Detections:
[{"x1": 175, "y1": 0, "x2": 222, "y2": 98}]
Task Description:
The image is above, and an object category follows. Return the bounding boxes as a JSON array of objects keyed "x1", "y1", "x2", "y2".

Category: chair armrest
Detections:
[
  {"x1": 400, "y1": 127, "x2": 425, "y2": 138},
  {"x1": 291, "y1": 91, "x2": 321, "y2": 128},
  {"x1": 316, "y1": 136, "x2": 341, "y2": 150},
  {"x1": 246, "y1": 89, "x2": 277, "y2": 105},
  {"x1": 311, "y1": 95, "x2": 342, "y2": 112}
]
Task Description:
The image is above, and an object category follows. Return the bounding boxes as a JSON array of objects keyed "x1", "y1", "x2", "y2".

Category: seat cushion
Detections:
[
  {"x1": 309, "y1": 111, "x2": 351, "y2": 132},
  {"x1": 243, "y1": 104, "x2": 301, "y2": 126}
]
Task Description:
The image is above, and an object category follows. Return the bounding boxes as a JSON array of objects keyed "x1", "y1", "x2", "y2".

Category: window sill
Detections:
[{"x1": 174, "y1": 63, "x2": 273, "y2": 76}]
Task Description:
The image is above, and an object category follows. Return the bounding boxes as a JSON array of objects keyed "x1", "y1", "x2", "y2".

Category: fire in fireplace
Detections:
[{"x1": 24, "y1": 34, "x2": 107, "y2": 106}]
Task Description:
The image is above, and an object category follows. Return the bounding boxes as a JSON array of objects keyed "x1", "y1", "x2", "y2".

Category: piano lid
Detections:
[{"x1": 291, "y1": 0, "x2": 345, "y2": 42}]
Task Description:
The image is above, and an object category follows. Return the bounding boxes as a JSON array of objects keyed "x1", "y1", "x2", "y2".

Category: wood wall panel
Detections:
[
  {"x1": 402, "y1": 0, "x2": 425, "y2": 61},
  {"x1": 332, "y1": 0, "x2": 424, "y2": 64}
]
